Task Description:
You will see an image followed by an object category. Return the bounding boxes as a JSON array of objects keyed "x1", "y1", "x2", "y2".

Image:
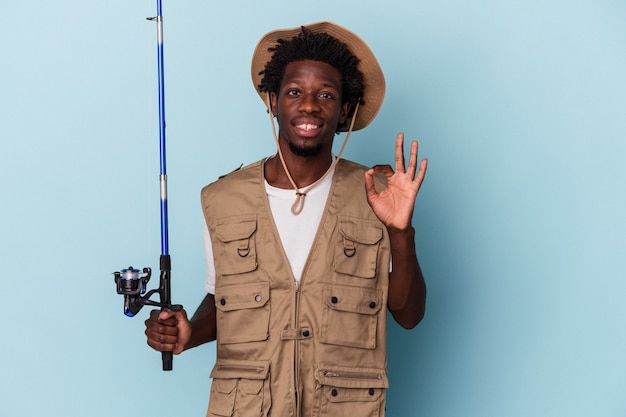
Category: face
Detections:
[{"x1": 271, "y1": 60, "x2": 350, "y2": 157}]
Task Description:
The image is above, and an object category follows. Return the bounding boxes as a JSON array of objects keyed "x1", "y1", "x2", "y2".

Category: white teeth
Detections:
[{"x1": 297, "y1": 124, "x2": 319, "y2": 131}]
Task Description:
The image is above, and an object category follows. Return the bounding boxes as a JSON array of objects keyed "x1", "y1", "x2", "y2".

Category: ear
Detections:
[
  {"x1": 269, "y1": 92, "x2": 278, "y2": 117},
  {"x1": 339, "y1": 101, "x2": 351, "y2": 124}
]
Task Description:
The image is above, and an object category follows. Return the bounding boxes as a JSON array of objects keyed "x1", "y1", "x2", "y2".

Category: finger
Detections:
[
  {"x1": 406, "y1": 140, "x2": 419, "y2": 178},
  {"x1": 146, "y1": 333, "x2": 179, "y2": 352},
  {"x1": 394, "y1": 133, "x2": 406, "y2": 173},
  {"x1": 367, "y1": 164, "x2": 395, "y2": 179},
  {"x1": 146, "y1": 310, "x2": 178, "y2": 332},
  {"x1": 145, "y1": 318, "x2": 179, "y2": 337},
  {"x1": 365, "y1": 166, "x2": 394, "y2": 201},
  {"x1": 364, "y1": 168, "x2": 384, "y2": 203},
  {"x1": 145, "y1": 325, "x2": 178, "y2": 341},
  {"x1": 158, "y1": 308, "x2": 179, "y2": 321},
  {"x1": 414, "y1": 158, "x2": 428, "y2": 191},
  {"x1": 364, "y1": 169, "x2": 377, "y2": 199},
  {"x1": 145, "y1": 314, "x2": 180, "y2": 351},
  {"x1": 147, "y1": 310, "x2": 176, "y2": 327},
  {"x1": 145, "y1": 324, "x2": 179, "y2": 352}
]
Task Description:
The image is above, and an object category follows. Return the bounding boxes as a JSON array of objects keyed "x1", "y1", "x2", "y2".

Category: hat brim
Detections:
[{"x1": 251, "y1": 21, "x2": 385, "y2": 132}]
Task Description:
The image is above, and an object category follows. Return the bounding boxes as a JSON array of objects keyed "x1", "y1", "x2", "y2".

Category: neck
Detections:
[{"x1": 265, "y1": 146, "x2": 333, "y2": 189}]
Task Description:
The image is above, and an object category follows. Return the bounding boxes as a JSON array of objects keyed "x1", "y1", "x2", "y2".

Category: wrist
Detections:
[{"x1": 386, "y1": 225, "x2": 415, "y2": 236}]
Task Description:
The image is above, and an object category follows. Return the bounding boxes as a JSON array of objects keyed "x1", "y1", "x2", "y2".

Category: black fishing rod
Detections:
[{"x1": 112, "y1": 0, "x2": 182, "y2": 371}]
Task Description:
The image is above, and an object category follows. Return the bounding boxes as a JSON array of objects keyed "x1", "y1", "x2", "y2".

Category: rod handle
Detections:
[
  {"x1": 162, "y1": 351, "x2": 173, "y2": 371},
  {"x1": 160, "y1": 255, "x2": 174, "y2": 371}
]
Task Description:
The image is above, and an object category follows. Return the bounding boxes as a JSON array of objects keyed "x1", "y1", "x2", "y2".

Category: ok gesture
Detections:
[{"x1": 364, "y1": 133, "x2": 428, "y2": 230}]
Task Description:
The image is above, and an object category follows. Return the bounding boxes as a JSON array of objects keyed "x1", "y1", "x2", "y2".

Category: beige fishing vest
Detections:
[{"x1": 201, "y1": 158, "x2": 391, "y2": 417}]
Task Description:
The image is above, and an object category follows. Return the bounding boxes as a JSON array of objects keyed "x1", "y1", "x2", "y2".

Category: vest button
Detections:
[
  {"x1": 369, "y1": 388, "x2": 375, "y2": 395},
  {"x1": 369, "y1": 301, "x2": 376, "y2": 309},
  {"x1": 331, "y1": 296, "x2": 338, "y2": 304},
  {"x1": 331, "y1": 389, "x2": 338, "y2": 396},
  {"x1": 220, "y1": 298, "x2": 226, "y2": 306},
  {"x1": 255, "y1": 294, "x2": 262, "y2": 302},
  {"x1": 302, "y1": 330, "x2": 310, "y2": 337}
]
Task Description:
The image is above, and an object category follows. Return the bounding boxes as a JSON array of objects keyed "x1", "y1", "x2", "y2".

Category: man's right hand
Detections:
[{"x1": 144, "y1": 308, "x2": 192, "y2": 355}]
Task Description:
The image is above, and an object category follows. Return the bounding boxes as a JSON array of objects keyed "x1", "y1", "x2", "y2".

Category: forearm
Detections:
[
  {"x1": 387, "y1": 226, "x2": 426, "y2": 329},
  {"x1": 185, "y1": 293, "x2": 217, "y2": 351}
]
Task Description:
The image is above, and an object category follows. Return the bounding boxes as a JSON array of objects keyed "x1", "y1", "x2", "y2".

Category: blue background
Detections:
[{"x1": 2, "y1": 1, "x2": 625, "y2": 416}]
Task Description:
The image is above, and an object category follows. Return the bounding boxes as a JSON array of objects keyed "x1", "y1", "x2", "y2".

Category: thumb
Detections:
[{"x1": 161, "y1": 308, "x2": 189, "y2": 323}]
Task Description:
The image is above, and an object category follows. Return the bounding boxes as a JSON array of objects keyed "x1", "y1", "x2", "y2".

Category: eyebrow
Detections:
[{"x1": 282, "y1": 79, "x2": 341, "y2": 90}]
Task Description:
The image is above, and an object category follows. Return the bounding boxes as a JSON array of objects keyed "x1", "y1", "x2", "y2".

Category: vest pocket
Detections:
[
  {"x1": 334, "y1": 217, "x2": 383, "y2": 279},
  {"x1": 320, "y1": 284, "x2": 382, "y2": 349},
  {"x1": 215, "y1": 282, "x2": 270, "y2": 344},
  {"x1": 313, "y1": 364, "x2": 388, "y2": 417},
  {"x1": 213, "y1": 215, "x2": 258, "y2": 275},
  {"x1": 207, "y1": 359, "x2": 271, "y2": 417}
]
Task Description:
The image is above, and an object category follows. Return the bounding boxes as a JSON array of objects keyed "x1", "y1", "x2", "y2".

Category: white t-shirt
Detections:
[{"x1": 203, "y1": 163, "x2": 334, "y2": 294}]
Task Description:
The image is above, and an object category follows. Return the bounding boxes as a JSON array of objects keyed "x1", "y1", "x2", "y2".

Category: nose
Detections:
[{"x1": 298, "y1": 93, "x2": 320, "y2": 113}]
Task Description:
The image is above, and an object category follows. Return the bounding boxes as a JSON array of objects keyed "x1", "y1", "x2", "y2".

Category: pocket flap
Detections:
[
  {"x1": 216, "y1": 283, "x2": 270, "y2": 312},
  {"x1": 214, "y1": 217, "x2": 257, "y2": 243},
  {"x1": 210, "y1": 359, "x2": 270, "y2": 380},
  {"x1": 322, "y1": 285, "x2": 382, "y2": 315},
  {"x1": 239, "y1": 379, "x2": 264, "y2": 395},
  {"x1": 214, "y1": 378, "x2": 237, "y2": 394},
  {"x1": 314, "y1": 364, "x2": 389, "y2": 389},
  {"x1": 338, "y1": 218, "x2": 382, "y2": 245}
]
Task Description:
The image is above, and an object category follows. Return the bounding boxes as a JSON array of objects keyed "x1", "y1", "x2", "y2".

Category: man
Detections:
[{"x1": 145, "y1": 21, "x2": 428, "y2": 417}]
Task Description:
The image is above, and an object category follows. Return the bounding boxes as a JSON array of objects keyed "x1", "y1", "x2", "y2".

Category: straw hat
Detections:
[{"x1": 250, "y1": 21, "x2": 385, "y2": 131}]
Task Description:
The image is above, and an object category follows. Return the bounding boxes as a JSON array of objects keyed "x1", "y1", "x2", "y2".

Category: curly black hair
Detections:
[{"x1": 257, "y1": 27, "x2": 365, "y2": 132}]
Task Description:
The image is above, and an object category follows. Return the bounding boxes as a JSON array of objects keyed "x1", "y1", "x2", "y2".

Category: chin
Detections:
[{"x1": 288, "y1": 141, "x2": 323, "y2": 157}]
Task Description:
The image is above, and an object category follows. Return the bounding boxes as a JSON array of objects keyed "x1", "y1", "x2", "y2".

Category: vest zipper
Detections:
[
  {"x1": 322, "y1": 370, "x2": 383, "y2": 381},
  {"x1": 294, "y1": 279, "x2": 301, "y2": 417},
  {"x1": 216, "y1": 364, "x2": 266, "y2": 374}
]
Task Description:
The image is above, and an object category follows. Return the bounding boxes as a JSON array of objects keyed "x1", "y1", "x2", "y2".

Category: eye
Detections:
[
  {"x1": 319, "y1": 92, "x2": 335, "y2": 100},
  {"x1": 286, "y1": 89, "x2": 300, "y2": 96}
]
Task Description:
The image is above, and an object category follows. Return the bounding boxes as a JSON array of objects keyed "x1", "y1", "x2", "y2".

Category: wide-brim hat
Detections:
[{"x1": 251, "y1": 21, "x2": 385, "y2": 132}]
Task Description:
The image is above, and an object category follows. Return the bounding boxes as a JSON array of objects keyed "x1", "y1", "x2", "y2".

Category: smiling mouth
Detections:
[{"x1": 296, "y1": 123, "x2": 320, "y2": 131}]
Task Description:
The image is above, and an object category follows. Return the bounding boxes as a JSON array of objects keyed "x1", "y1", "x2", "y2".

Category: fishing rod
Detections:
[{"x1": 112, "y1": 0, "x2": 182, "y2": 371}]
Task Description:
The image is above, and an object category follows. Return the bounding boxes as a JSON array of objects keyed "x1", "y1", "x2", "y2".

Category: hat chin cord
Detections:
[{"x1": 266, "y1": 93, "x2": 360, "y2": 215}]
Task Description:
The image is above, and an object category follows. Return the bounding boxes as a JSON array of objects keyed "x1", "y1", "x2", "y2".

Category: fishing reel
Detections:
[{"x1": 113, "y1": 265, "x2": 182, "y2": 317}]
